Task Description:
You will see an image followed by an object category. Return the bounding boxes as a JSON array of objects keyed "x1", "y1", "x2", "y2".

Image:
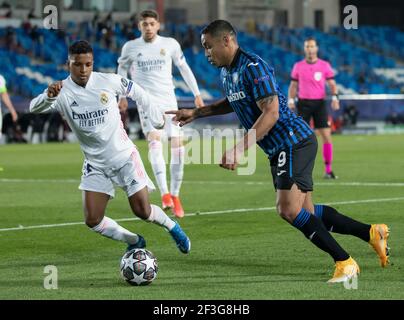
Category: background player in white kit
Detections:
[
  {"x1": 29, "y1": 40, "x2": 190, "y2": 254},
  {"x1": 118, "y1": 10, "x2": 204, "y2": 218}
]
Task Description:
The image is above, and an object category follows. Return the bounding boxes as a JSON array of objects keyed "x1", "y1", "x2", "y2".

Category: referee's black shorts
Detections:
[
  {"x1": 296, "y1": 99, "x2": 329, "y2": 129},
  {"x1": 269, "y1": 134, "x2": 318, "y2": 192}
]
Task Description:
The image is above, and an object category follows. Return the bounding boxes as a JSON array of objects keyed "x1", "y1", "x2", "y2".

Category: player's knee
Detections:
[
  {"x1": 132, "y1": 202, "x2": 151, "y2": 220},
  {"x1": 322, "y1": 136, "x2": 332, "y2": 144},
  {"x1": 85, "y1": 216, "x2": 103, "y2": 228},
  {"x1": 147, "y1": 132, "x2": 161, "y2": 142},
  {"x1": 276, "y1": 202, "x2": 298, "y2": 223},
  {"x1": 170, "y1": 137, "x2": 183, "y2": 148}
]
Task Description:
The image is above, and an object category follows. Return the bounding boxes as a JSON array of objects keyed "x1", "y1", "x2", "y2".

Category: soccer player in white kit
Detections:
[
  {"x1": 29, "y1": 40, "x2": 191, "y2": 254},
  {"x1": 117, "y1": 10, "x2": 204, "y2": 218}
]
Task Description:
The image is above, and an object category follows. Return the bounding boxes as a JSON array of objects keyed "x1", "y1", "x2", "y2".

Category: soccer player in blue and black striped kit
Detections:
[{"x1": 167, "y1": 20, "x2": 389, "y2": 283}]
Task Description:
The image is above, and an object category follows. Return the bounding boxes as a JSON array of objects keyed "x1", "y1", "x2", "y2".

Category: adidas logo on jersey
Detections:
[
  {"x1": 70, "y1": 100, "x2": 79, "y2": 107},
  {"x1": 227, "y1": 91, "x2": 246, "y2": 102}
]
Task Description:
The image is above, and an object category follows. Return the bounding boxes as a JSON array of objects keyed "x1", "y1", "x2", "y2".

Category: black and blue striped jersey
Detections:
[{"x1": 220, "y1": 48, "x2": 313, "y2": 158}]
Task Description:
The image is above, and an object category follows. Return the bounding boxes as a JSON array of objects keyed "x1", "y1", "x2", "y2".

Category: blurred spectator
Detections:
[
  {"x1": 4, "y1": 26, "x2": 17, "y2": 50},
  {"x1": 102, "y1": 27, "x2": 114, "y2": 49},
  {"x1": 27, "y1": 8, "x2": 37, "y2": 19},
  {"x1": 21, "y1": 18, "x2": 32, "y2": 33},
  {"x1": 343, "y1": 105, "x2": 359, "y2": 126},
  {"x1": 246, "y1": 19, "x2": 257, "y2": 34},
  {"x1": 129, "y1": 12, "x2": 138, "y2": 29},
  {"x1": 122, "y1": 22, "x2": 136, "y2": 40},
  {"x1": 385, "y1": 112, "x2": 404, "y2": 125},
  {"x1": 30, "y1": 25, "x2": 41, "y2": 42},
  {"x1": 0, "y1": 1, "x2": 12, "y2": 18},
  {"x1": 57, "y1": 28, "x2": 68, "y2": 47},
  {"x1": 103, "y1": 11, "x2": 114, "y2": 30},
  {"x1": 92, "y1": 10, "x2": 100, "y2": 31},
  {"x1": 181, "y1": 26, "x2": 195, "y2": 50}
]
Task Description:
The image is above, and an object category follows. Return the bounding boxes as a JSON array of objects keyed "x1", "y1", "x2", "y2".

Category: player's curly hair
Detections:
[
  {"x1": 201, "y1": 20, "x2": 237, "y2": 38},
  {"x1": 68, "y1": 40, "x2": 93, "y2": 56}
]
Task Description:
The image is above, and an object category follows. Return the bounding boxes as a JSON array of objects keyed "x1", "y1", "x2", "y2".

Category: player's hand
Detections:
[
  {"x1": 165, "y1": 109, "x2": 196, "y2": 127},
  {"x1": 288, "y1": 99, "x2": 295, "y2": 110},
  {"x1": 11, "y1": 110, "x2": 18, "y2": 123},
  {"x1": 220, "y1": 148, "x2": 239, "y2": 171},
  {"x1": 118, "y1": 97, "x2": 128, "y2": 112},
  {"x1": 194, "y1": 95, "x2": 204, "y2": 108},
  {"x1": 331, "y1": 99, "x2": 340, "y2": 111},
  {"x1": 47, "y1": 81, "x2": 63, "y2": 98}
]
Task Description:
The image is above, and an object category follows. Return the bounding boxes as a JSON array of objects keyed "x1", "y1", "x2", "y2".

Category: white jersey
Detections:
[
  {"x1": 29, "y1": 72, "x2": 152, "y2": 169},
  {"x1": 118, "y1": 35, "x2": 199, "y2": 109}
]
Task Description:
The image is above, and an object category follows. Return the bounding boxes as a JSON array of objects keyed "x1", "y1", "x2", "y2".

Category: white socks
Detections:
[
  {"x1": 148, "y1": 140, "x2": 169, "y2": 195},
  {"x1": 147, "y1": 204, "x2": 175, "y2": 231},
  {"x1": 170, "y1": 146, "x2": 184, "y2": 197},
  {"x1": 91, "y1": 216, "x2": 139, "y2": 245},
  {"x1": 148, "y1": 140, "x2": 185, "y2": 197},
  {"x1": 91, "y1": 206, "x2": 175, "y2": 245}
]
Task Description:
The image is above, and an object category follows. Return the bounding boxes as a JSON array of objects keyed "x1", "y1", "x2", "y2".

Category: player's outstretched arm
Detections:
[
  {"x1": 165, "y1": 98, "x2": 233, "y2": 127},
  {"x1": 30, "y1": 81, "x2": 62, "y2": 113}
]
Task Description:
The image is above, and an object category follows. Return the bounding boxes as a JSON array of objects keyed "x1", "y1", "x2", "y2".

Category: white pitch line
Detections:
[
  {"x1": 1, "y1": 178, "x2": 404, "y2": 187},
  {"x1": 0, "y1": 196, "x2": 404, "y2": 233},
  {"x1": 0, "y1": 178, "x2": 78, "y2": 183}
]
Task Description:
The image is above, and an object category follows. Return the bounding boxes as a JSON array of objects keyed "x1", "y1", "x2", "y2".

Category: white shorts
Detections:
[
  {"x1": 137, "y1": 104, "x2": 183, "y2": 138},
  {"x1": 79, "y1": 147, "x2": 156, "y2": 198}
]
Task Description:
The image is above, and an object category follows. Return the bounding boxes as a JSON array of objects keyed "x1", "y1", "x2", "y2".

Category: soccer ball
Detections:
[{"x1": 120, "y1": 248, "x2": 158, "y2": 286}]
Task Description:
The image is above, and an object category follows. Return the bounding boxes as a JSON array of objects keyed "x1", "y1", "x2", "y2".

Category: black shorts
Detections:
[
  {"x1": 297, "y1": 99, "x2": 329, "y2": 129},
  {"x1": 270, "y1": 134, "x2": 318, "y2": 192}
]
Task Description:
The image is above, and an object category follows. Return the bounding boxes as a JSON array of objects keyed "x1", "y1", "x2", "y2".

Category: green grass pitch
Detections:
[{"x1": 0, "y1": 134, "x2": 403, "y2": 299}]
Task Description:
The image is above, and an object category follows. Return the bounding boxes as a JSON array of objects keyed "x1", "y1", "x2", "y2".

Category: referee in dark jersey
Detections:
[
  {"x1": 167, "y1": 20, "x2": 389, "y2": 282},
  {"x1": 288, "y1": 37, "x2": 340, "y2": 179}
]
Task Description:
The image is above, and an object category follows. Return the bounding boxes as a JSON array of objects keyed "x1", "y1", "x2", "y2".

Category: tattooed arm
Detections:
[
  {"x1": 236, "y1": 95, "x2": 279, "y2": 152},
  {"x1": 220, "y1": 95, "x2": 279, "y2": 170}
]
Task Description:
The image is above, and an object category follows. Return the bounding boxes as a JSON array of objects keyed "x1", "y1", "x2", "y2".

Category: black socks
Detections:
[
  {"x1": 292, "y1": 208, "x2": 350, "y2": 262},
  {"x1": 314, "y1": 205, "x2": 371, "y2": 242}
]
